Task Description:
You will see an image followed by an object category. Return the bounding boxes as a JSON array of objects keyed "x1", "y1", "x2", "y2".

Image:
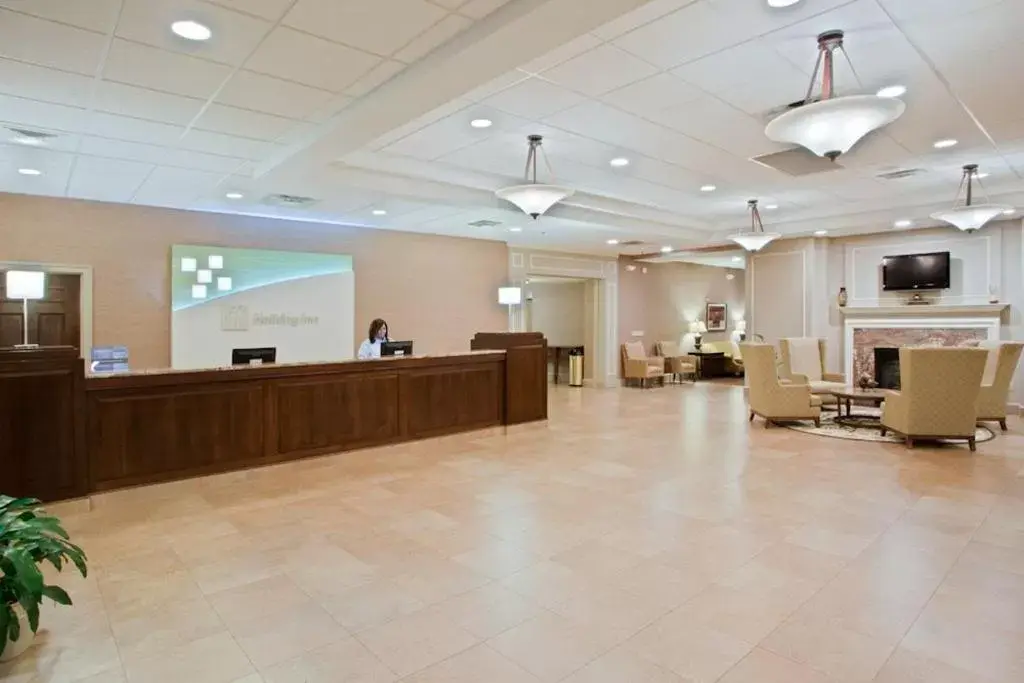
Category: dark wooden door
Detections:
[{"x1": 0, "y1": 272, "x2": 81, "y2": 349}]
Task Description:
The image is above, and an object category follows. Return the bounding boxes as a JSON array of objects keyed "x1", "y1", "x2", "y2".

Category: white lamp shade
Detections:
[
  {"x1": 498, "y1": 286, "x2": 522, "y2": 305},
  {"x1": 689, "y1": 321, "x2": 707, "y2": 334},
  {"x1": 191, "y1": 284, "x2": 207, "y2": 299},
  {"x1": 196, "y1": 269, "x2": 212, "y2": 284},
  {"x1": 735, "y1": 320, "x2": 747, "y2": 333},
  {"x1": 930, "y1": 204, "x2": 1012, "y2": 232},
  {"x1": 180, "y1": 257, "x2": 197, "y2": 272},
  {"x1": 729, "y1": 232, "x2": 781, "y2": 251},
  {"x1": 5, "y1": 270, "x2": 45, "y2": 299},
  {"x1": 765, "y1": 95, "x2": 905, "y2": 159},
  {"x1": 495, "y1": 184, "x2": 574, "y2": 218},
  {"x1": 208, "y1": 254, "x2": 224, "y2": 270},
  {"x1": 217, "y1": 276, "x2": 232, "y2": 291}
]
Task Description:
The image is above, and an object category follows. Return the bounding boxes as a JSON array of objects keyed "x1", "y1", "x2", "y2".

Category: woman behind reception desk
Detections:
[{"x1": 357, "y1": 318, "x2": 389, "y2": 359}]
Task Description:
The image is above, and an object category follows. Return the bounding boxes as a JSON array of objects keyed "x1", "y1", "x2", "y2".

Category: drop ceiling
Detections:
[{"x1": 1, "y1": 0, "x2": 1022, "y2": 255}]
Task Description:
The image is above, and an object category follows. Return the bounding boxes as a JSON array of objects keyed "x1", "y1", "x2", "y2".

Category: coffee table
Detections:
[{"x1": 829, "y1": 387, "x2": 889, "y2": 428}]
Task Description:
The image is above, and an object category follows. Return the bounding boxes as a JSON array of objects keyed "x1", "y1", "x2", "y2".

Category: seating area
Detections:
[
  {"x1": 742, "y1": 338, "x2": 1024, "y2": 452},
  {"x1": 620, "y1": 340, "x2": 742, "y2": 387}
]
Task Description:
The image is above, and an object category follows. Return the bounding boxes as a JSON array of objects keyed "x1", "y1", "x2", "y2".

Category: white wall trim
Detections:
[{"x1": 0, "y1": 260, "x2": 93, "y2": 360}]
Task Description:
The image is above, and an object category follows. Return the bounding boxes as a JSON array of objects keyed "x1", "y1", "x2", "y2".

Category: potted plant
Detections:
[{"x1": 0, "y1": 496, "x2": 87, "y2": 661}]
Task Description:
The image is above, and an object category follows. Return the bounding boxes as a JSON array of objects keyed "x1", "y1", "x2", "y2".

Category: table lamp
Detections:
[
  {"x1": 734, "y1": 319, "x2": 747, "y2": 342},
  {"x1": 689, "y1": 320, "x2": 707, "y2": 351},
  {"x1": 5, "y1": 270, "x2": 46, "y2": 348}
]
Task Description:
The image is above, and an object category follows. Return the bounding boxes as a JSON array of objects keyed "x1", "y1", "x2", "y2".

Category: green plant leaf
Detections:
[
  {"x1": 0, "y1": 603, "x2": 9, "y2": 658},
  {"x1": 8, "y1": 605, "x2": 20, "y2": 642},
  {"x1": 41, "y1": 585, "x2": 72, "y2": 606}
]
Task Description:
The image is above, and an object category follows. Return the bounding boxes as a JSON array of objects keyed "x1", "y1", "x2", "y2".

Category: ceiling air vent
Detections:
[
  {"x1": 619, "y1": 240, "x2": 646, "y2": 246},
  {"x1": 5, "y1": 127, "x2": 58, "y2": 143},
  {"x1": 467, "y1": 219, "x2": 502, "y2": 227},
  {"x1": 877, "y1": 168, "x2": 924, "y2": 181},
  {"x1": 262, "y1": 193, "x2": 319, "y2": 207},
  {"x1": 751, "y1": 148, "x2": 843, "y2": 177}
]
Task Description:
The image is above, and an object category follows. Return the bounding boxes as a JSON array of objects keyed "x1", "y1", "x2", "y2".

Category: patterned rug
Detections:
[{"x1": 780, "y1": 406, "x2": 996, "y2": 445}]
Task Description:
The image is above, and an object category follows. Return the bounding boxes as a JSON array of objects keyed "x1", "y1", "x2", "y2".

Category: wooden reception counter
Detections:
[{"x1": 0, "y1": 333, "x2": 546, "y2": 501}]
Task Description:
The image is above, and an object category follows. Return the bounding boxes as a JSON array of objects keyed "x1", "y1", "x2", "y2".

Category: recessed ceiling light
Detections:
[
  {"x1": 933, "y1": 138, "x2": 958, "y2": 149},
  {"x1": 876, "y1": 85, "x2": 906, "y2": 98},
  {"x1": 732, "y1": 256, "x2": 743, "y2": 263},
  {"x1": 660, "y1": 246, "x2": 673, "y2": 253},
  {"x1": 814, "y1": 229, "x2": 828, "y2": 236},
  {"x1": 225, "y1": 192, "x2": 243, "y2": 199},
  {"x1": 372, "y1": 209, "x2": 387, "y2": 216},
  {"x1": 11, "y1": 136, "x2": 45, "y2": 147},
  {"x1": 1002, "y1": 208, "x2": 1015, "y2": 215},
  {"x1": 508, "y1": 227, "x2": 522, "y2": 232},
  {"x1": 975, "y1": 172, "x2": 990, "y2": 179},
  {"x1": 767, "y1": 0, "x2": 802, "y2": 6},
  {"x1": 609, "y1": 157, "x2": 630, "y2": 167},
  {"x1": 700, "y1": 184, "x2": 717, "y2": 192},
  {"x1": 894, "y1": 219, "x2": 912, "y2": 228},
  {"x1": 606, "y1": 239, "x2": 620, "y2": 245},
  {"x1": 17, "y1": 168, "x2": 41, "y2": 176},
  {"x1": 171, "y1": 20, "x2": 212, "y2": 41},
  {"x1": 470, "y1": 119, "x2": 492, "y2": 129},
  {"x1": 764, "y1": 203, "x2": 778, "y2": 210}
]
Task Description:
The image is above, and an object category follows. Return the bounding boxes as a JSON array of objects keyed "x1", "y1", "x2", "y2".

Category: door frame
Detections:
[{"x1": 0, "y1": 261, "x2": 93, "y2": 359}]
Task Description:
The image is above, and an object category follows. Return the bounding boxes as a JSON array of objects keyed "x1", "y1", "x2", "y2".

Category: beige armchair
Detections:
[
  {"x1": 976, "y1": 341, "x2": 1023, "y2": 431},
  {"x1": 779, "y1": 338, "x2": 846, "y2": 394},
  {"x1": 656, "y1": 341, "x2": 697, "y2": 383},
  {"x1": 743, "y1": 343, "x2": 821, "y2": 427},
  {"x1": 621, "y1": 341, "x2": 666, "y2": 388},
  {"x1": 880, "y1": 347, "x2": 989, "y2": 451},
  {"x1": 727, "y1": 340, "x2": 744, "y2": 375}
]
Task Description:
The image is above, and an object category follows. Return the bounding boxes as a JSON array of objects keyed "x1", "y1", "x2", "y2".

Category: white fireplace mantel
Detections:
[{"x1": 839, "y1": 303, "x2": 1009, "y2": 318}]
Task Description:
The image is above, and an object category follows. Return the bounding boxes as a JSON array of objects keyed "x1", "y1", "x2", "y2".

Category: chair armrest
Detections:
[
  {"x1": 782, "y1": 373, "x2": 809, "y2": 386},
  {"x1": 625, "y1": 359, "x2": 650, "y2": 376},
  {"x1": 823, "y1": 372, "x2": 845, "y2": 383}
]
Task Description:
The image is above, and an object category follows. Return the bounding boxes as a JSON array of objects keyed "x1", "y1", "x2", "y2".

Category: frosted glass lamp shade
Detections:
[
  {"x1": 689, "y1": 321, "x2": 707, "y2": 334},
  {"x1": 735, "y1": 320, "x2": 747, "y2": 333},
  {"x1": 498, "y1": 287, "x2": 522, "y2": 305},
  {"x1": 495, "y1": 184, "x2": 574, "y2": 219},
  {"x1": 930, "y1": 204, "x2": 1012, "y2": 232},
  {"x1": 729, "y1": 232, "x2": 780, "y2": 251},
  {"x1": 765, "y1": 95, "x2": 905, "y2": 159},
  {"x1": 5, "y1": 270, "x2": 45, "y2": 299}
]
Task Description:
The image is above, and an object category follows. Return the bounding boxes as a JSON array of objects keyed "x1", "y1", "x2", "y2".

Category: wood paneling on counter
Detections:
[{"x1": 471, "y1": 332, "x2": 548, "y2": 424}]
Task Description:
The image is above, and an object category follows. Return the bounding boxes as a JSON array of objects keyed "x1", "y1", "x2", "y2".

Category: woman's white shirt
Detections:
[{"x1": 357, "y1": 339, "x2": 381, "y2": 359}]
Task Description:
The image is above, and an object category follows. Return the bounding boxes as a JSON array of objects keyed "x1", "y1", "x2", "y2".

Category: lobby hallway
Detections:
[{"x1": 5, "y1": 383, "x2": 1023, "y2": 683}]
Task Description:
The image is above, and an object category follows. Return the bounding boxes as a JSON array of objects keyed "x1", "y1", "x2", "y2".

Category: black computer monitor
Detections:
[
  {"x1": 381, "y1": 340, "x2": 413, "y2": 357},
  {"x1": 231, "y1": 347, "x2": 277, "y2": 365}
]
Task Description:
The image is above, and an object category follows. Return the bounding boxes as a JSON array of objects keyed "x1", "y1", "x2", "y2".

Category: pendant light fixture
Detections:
[
  {"x1": 930, "y1": 164, "x2": 1013, "y2": 232},
  {"x1": 730, "y1": 199, "x2": 781, "y2": 251},
  {"x1": 765, "y1": 30, "x2": 905, "y2": 160},
  {"x1": 495, "y1": 135, "x2": 574, "y2": 219}
]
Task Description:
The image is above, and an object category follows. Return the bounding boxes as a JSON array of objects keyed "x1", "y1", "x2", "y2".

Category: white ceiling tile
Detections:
[
  {"x1": 67, "y1": 156, "x2": 154, "y2": 202},
  {"x1": 77, "y1": 136, "x2": 245, "y2": 173},
  {"x1": 461, "y1": 70, "x2": 529, "y2": 102},
  {"x1": 0, "y1": 145, "x2": 74, "y2": 196},
  {"x1": 542, "y1": 44, "x2": 659, "y2": 97},
  {"x1": 672, "y1": 40, "x2": 807, "y2": 99},
  {"x1": 0, "y1": 95, "x2": 87, "y2": 135},
  {"x1": 178, "y1": 129, "x2": 280, "y2": 159},
  {"x1": 343, "y1": 60, "x2": 407, "y2": 98},
  {"x1": 193, "y1": 104, "x2": 298, "y2": 140},
  {"x1": 0, "y1": 59, "x2": 94, "y2": 108},
  {"x1": 202, "y1": 0, "x2": 295, "y2": 21},
  {"x1": 431, "y1": 0, "x2": 468, "y2": 7},
  {"x1": 216, "y1": 70, "x2": 336, "y2": 120},
  {"x1": 307, "y1": 95, "x2": 356, "y2": 124},
  {"x1": 104, "y1": 39, "x2": 233, "y2": 99},
  {"x1": 457, "y1": 0, "x2": 511, "y2": 19},
  {"x1": 394, "y1": 13, "x2": 472, "y2": 63},
  {"x1": 0, "y1": 0, "x2": 121, "y2": 33},
  {"x1": 875, "y1": 0, "x2": 1006, "y2": 22},
  {"x1": 0, "y1": 130, "x2": 81, "y2": 154},
  {"x1": 0, "y1": 9, "x2": 108, "y2": 75},
  {"x1": 92, "y1": 82, "x2": 206, "y2": 126},
  {"x1": 602, "y1": 73, "x2": 702, "y2": 116},
  {"x1": 612, "y1": 1, "x2": 746, "y2": 68},
  {"x1": 591, "y1": 0, "x2": 698, "y2": 40},
  {"x1": 85, "y1": 112, "x2": 184, "y2": 146},
  {"x1": 519, "y1": 34, "x2": 602, "y2": 75},
  {"x1": 132, "y1": 166, "x2": 226, "y2": 206},
  {"x1": 483, "y1": 78, "x2": 586, "y2": 120},
  {"x1": 116, "y1": 0, "x2": 273, "y2": 66},
  {"x1": 283, "y1": 0, "x2": 448, "y2": 56},
  {"x1": 245, "y1": 27, "x2": 382, "y2": 92}
]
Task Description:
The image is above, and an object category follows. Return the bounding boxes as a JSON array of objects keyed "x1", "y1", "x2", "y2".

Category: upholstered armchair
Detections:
[
  {"x1": 727, "y1": 340, "x2": 744, "y2": 375},
  {"x1": 621, "y1": 341, "x2": 666, "y2": 387},
  {"x1": 976, "y1": 341, "x2": 1024, "y2": 431},
  {"x1": 656, "y1": 341, "x2": 697, "y2": 383},
  {"x1": 779, "y1": 338, "x2": 846, "y2": 395},
  {"x1": 880, "y1": 347, "x2": 989, "y2": 451},
  {"x1": 742, "y1": 343, "x2": 821, "y2": 427}
]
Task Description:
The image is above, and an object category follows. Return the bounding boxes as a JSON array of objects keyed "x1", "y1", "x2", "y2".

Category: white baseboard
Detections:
[{"x1": 1008, "y1": 403, "x2": 1023, "y2": 416}]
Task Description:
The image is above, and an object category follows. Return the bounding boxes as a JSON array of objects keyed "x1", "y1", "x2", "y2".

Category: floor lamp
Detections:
[
  {"x1": 6, "y1": 270, "x2": 46, "y2": 348},
  {"x1": 498, "y1": 286, "x2": 522, "y2": 331}
]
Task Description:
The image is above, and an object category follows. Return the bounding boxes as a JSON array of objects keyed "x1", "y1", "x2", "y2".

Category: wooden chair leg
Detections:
[
  {"x1": 749, "y1": 411, "x2": 756, "y2": 422},
  {"x1": 999, "y1": 419, "x2": 1008, "y2": 431},
  {"x1": 764, "y1": 420, "x2": 772, "y2": 428},
  {"x1": 905, "y1": 436, "x2": 914, "y2": 448},
  {"x1": 968, "y1": 437, "x2": 977, "y2": 452},
  {"x1": 814, "y1": 417, "x2": 820, "y2": 428},
  {"x1": 879, "y1": 428, "x2": 886, "y2": 436}
]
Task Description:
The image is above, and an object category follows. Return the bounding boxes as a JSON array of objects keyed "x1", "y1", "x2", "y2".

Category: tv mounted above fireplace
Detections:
[{"x1": 881, "y1": 251, "x2": 951, "y2": 291}]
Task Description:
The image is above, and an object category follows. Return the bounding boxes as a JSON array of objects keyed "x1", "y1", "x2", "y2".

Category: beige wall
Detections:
[
  {"x1": 0, "y1": 194, "x2": 508, "y2": 369},
  {"x1": 525, "y1": 280, "x2": 586, "y2": 347}
]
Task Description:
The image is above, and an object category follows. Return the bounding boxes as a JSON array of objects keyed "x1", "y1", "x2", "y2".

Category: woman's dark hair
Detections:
[{"x1": 368, "y1": 318, "x2": 388, "y2": 342}]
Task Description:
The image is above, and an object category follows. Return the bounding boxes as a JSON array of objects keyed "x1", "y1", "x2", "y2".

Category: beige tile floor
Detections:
[{"x1": 4, "y1": 383, "x2": 1024, "y2": 683}]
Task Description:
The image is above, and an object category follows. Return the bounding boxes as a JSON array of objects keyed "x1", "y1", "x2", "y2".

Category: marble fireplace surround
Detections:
[{"x1": 841, "y1": 304, "x2": 1008, "y2": 384}]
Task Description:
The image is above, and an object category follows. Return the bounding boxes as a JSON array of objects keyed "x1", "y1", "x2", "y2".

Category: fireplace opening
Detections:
[{"x1": 874, "y1": 347, "x2": 900, "y2": 389}]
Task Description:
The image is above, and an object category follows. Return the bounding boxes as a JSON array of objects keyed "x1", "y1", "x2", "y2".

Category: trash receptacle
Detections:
[{"x1": 568, "y1": 346, "x2": 584, "y2": 387}]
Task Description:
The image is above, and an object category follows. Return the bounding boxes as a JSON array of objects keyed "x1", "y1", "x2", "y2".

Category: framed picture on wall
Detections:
[{"x1": 705, "y1": 303, "x2": 727, "y2": 332}]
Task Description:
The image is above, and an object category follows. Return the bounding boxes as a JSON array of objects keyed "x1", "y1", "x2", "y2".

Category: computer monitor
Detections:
[
  {"x1": 231, "y1": 347, "x2": 277, "y2": 366},
  {"x1": 381, "y1": 340, "x2": 413, "y2": 357}
]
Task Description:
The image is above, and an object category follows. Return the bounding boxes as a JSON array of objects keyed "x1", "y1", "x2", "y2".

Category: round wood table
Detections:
[{"x1": 829, "y1": 387, "x2": 889, "y2": 428}]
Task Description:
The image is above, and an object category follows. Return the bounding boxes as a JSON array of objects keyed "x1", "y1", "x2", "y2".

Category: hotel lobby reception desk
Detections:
[{"x1": 0, "y1": 336, "x2": 546, "y2": 500}]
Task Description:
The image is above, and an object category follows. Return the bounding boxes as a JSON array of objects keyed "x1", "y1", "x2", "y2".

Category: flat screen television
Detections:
[{"x1": 881, "y1": 251, "x2": 951, "y2": 291}]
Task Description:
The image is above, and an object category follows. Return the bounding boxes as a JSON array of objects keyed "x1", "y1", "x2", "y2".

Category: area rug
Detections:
[{"x1": 780, "y1": 406, "x2": 996, "y2": 445}]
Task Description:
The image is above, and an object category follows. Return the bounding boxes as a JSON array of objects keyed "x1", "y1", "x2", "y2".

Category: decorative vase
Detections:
[
  {"x1": 0, "y1": 605, "x2": 34, "y2": 662},
  {"x1": 837, "y1": 287, "x2": 848, "y2": 307}
]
